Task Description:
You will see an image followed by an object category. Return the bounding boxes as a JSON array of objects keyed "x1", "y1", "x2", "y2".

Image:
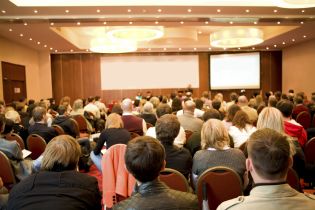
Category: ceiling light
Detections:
[
  {"x1": 103, "y1": 21, "x2": 107, "y2": 25},
  {"x1": 179, "y1": 48, "x2": 182, "y2": 50},
  {"x1": 205, "y1": 21, "x2": 209, "y2": 24},
  {"x1": 20, "y1": 33, "x2": 23, "y2": 37},
  {"x1": 148, "y1": 48, "x2": 151, "y2": 51},
  {"x1": 210, "y1": 28, "x2": 264, "y2": 48},
  {"x1": 292, "y1": 38, "x2": 295, "y2": 41},
  {"x1": 86, "y1": 49, "x2": 89, "y2": 52},
  {"x1": 217, "y1": 9, "x2": 221, "y2": 12},
  {"x1": 50, "y1": 22, "x2": 54, "y2": 26},
  {"x1": 300, "y1": 21, "x2": 304, "y2": 24},
  {"x1": 24, "y1": 22, "x2": 28, "y2": 26},
  {"x1": 9, "y1": 28, "x2": 12, "y2": 31},
  {"x1": 254, "y1": 21, "x2": 258, "y2": 24},
  {"x1": 274, "y1": 44, "x2": 277, "y2": 47},
  {"x1": 65, "y1": 9, "x2": 69, "y2": 13},
  {"x1": 44, "y1": 45, "x2": 47, "y2": 47},
  {"x1": 266, "y1": 47, "x2": 269, "y2": 50},
  {"x1": 157, "y1": 9, "x2": 162, "y2": 13},
  {"x1": 37, "y1": 41, "x2": 40, "y2": 44},
  {"x1": 163, "y1": 48, "x2": 167, "y2": 51},
  {"x1": 155, "y1": 21, "x2": 159, "y2": 24},
  {"x1": 55, "y1": 50, "x2": 58, "y2": 52},
  {"x1": 252, "y1": 47, "x2": 255, "y2": 50},
  {"x1": 107, "y1": 26, "x2": 164, "y2": 42},
  {"x1": 282, "y1": 41, "x2": 286, "y2": 44},
  {"x1": 96, "y1": 9, "x2": 100, "y2": 13},
  {"x1": 50, "y1": 47, "x2": 53, "y2": 50},
  {"x1": 277, "y1": 21, "x2": 281, "y2": 24},
  {"x1": 1, "y1": 10, "x2": 6, "y2": 14},
  {"x1": 275, "y1": 0, "x2": 315, "y2": 8},
  {"x1": 229, "y1": 21, "x2": 233, "y2": 24},
  {"x1": 127, "y1": 9, "x2": 131, "y2": 12},
  {"x1": 273, "y1": 9, "x2": 278, "y2": 13},
  {"x1": 303, "y1": 35, "x2": 307, "y2": 38},
  {"x1": 34, "y1": 9, "x2": 38, "y2": 13},
  {"x1": 129, "y1": 21, "x2": 133, "y2": 24},
  {"x1": 29, "y1": 38, "x2": 32, "y2": 40},
  {"x1": 180, "y1": 21, "x2": 184, "y2": 24},
  {"x1": 77, "y1": 22, "x2": 80, "y2": 25},
  {"x1": 89, "y1": 38, "x2": 137, "y2": 53},
  {"x1": 302, "y1": 10, "x2": 305, "y2": 13},
  {"x1": 194, "y1": 47, "x2": 197, "y2": 50},
  {"x1": 70, "y1": 49, "x2": 73, "y2": 52},
  {"x1": 245, "y1": 9, "x2": 250, "y2": 13},
  {"x1": 187, "y1": 9, "x2": 192, "y2": 13}
]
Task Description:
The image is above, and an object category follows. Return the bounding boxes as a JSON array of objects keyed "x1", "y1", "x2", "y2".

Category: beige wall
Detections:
[
  {"x1": 0, "y1": 37, "x2": 52, "y2": 101},
  {"x1": 283, "y1": 39, "x2": 315, "y2": 99}
]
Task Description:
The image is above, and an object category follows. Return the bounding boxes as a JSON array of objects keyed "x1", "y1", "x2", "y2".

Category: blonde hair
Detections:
[
  {"x1": 257, "y1": 107, "x2": 284, "y2": 133},
  {"x1": 41, "y1": 135, "x2": 81, "y2": 171},
  {"x1": 72, "y1": 99, "x2": 83, "y2": 111},
  {"x1": 201, "y1": 119, "x2": 230, "y2": 150},
  {"x1": 105, "y1": 113, "x2": 124, "y2": 129},
  {"x1": 5, "y1": 110, "x2": 21, "y2": 123}
]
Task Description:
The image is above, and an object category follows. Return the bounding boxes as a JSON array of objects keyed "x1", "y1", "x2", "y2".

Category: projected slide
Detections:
[
  {"x1": 101, "y1": 55, "x2": 199, "y2": 90},
  {"x1": 210, "y1": 52, "x2": 260, "y2": 90}
]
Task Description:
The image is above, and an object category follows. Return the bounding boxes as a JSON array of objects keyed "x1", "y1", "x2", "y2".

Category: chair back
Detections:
[
  {"x1": 159, "y1": 168, "x2": 190, "y2": 192},
  {"x1": 304, "y1": 137, "x2": 315, "y2": 164},
  {"x1": 68, "y1": 118, "x2": 80, "y2": 138},
  {"x1": 52, "y1": 124, "x2": 65, "y2": 135},
  {"x1": 296, "y1": 111, "x2": 311, "y2": 130},
  {"x1": 129, "y1": 132, "x2": 140, "y2": 140},
  {"x1": 26, "y1": 134, "x2": 47, "y2": 159},
  {"x1": 5, "y1": 133, "x2": 25, "y2": 150},
  {"x1": 185, "y1": 130, "x2": 193, "y2": 141},
  {"x1": 196, "y1": 166, "x2": 243, "y2": 210},
  {"x1": 0, "y1": 151, "x2": 16, "y2": 189},
  {"x1": 73, "y1": 115, "x2": 89, "y2": 133},
  {"x1": 287, "y1": 167, "x2": 301, "y2": 192}
]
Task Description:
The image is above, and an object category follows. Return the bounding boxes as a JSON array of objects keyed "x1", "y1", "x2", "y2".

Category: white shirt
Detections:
[
  {"x1": 176, "y1": 108, "x2": 205, "y2": 118},
  {"x1": 145, "y1": 126, "x2": 186, "y2": 147},
  {"x1": 228, "y1": 124, "x2": 257, "y2": 148},
  {"x1": 84, "y1": 103, "x2": 100, "y2": 119}
]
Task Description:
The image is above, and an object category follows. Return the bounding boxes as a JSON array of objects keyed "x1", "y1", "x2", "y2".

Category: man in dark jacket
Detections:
[
  {"x1": 52, "y1": 105, "x2": 77, "y2": 138},
  {"x1": 113, "y1": 136, "x2": 198, "y2": 210}
]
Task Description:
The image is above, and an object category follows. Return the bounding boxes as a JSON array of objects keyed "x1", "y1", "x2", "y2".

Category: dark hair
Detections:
[
  {"x1": 226, "y1": 104, "x2": 241, "y2": 122},
  {"x1": 274, "y1": 91, "x2": 282, "y2": 101},
  {"x1": 32, "y1": 106, "x2": 46, "y2": 122},
  {"x1": 171, "y1": 97, "x2": 182, "y2": 112},
  {"x1": 276, "y1": 100, "x2": 293, "y2": 118},
  {"x1": 288, "y1": 89, "x2": 294, "y2": 94},
  {"x1": 95, "y1": 96, "x2": 101, "y2": 101},
  {"x1": 125, "y1": 136, "x2": 165, "y2": 183},
  {"x1": 134, "y1": 99, "x2": 140, "y2": 107},
  {"x1": 212, "y1": 99, "x2": 221, "y2": 110},
  {"x1": 155, "y1": 114, "x2": 180, "y2": 144},
  {"x1": 268, "y1": 97, "x2": 278, "y2": 107},
  {"x1": 247, "y1": 128, "x2": 290, "y2": 180},
  {"x1": 0, "y1": 114, "x2": 6, "y2": 133},
  {"x1": 294, "y1": 96, "x2": 303, "y2": 104},
  {"x1": 230, "y1": 92, "x2": 238, "y2": 101},
  {"x1": 281, "y1": 94, "x2": 288, "y2": 100},
  {"x1": 156, "y1": 104, "x2": 172, "y2": 118},
  {"x1": 195, "y1": 99, "x2": 204, "y2": 110},
  {"x1": 203, "y1": 109, "x2": 221, "y2": 121},
  {"x1": 111, "y1": 104, "x2": 123, "y2": 116},
  {"x1": 57, "y1": 105, "x2": 67, "y2": 115},
  {"x1": 87, "y1": 97, "x2": 95, "y2": 103},
  {"x1": 232, "y1": 110, "x2": 251, "y2": 129},
  {"x1": 28, "y1": 99, "x2": 35, "y2": 105}
]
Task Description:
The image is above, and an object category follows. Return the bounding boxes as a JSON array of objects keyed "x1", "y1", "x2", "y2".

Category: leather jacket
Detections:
[{"x1": 113, "y1": 180, "x2": 198, "y2": 210}]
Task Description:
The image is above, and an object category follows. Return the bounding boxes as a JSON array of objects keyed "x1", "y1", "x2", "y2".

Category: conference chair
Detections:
[
  {"x1": 296, "y1": 111, "x2": 311, "y2": 130},
  {"x1": 159, "y1": 168, "x2": 190, "y2": 192},
  {"x1": 129, "y1": 132, "x2": 140, "y2": 140},
  {"x1": 5, "y1": 133, "x2": 25, "y2": 150},
  {"x1": 0, "y1": 151, "x2": 16, "y2": 190},
  {"x1": 304, "y1": 137, "x2": 315, "y2": 164},
  {"x1": 69, "y1": 118, "x2": 90, "y2": 138},
  {"x1": 52, "y1": 124, "x2": 65, "y2": 135},
  {"x1": 286, "y1": 167, "x2": 302, "y2": 192},
  {"x1": 73, "y1": 115, "x2": 90, "y2": 134},
  {"x1": 312, "y1": 115, "x2": 315, "y2": 128},
  {"x1": 196, "y1": 166, "x2": 243, "y2": 210},
  {"x1": 26, "y1": 134, "x2": 47, "y2": 160}
]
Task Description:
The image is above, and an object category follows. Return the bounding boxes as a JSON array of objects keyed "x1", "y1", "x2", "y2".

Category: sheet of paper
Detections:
[{"x1": 22, "y1": 149, "x2": 32, "y2": 159}]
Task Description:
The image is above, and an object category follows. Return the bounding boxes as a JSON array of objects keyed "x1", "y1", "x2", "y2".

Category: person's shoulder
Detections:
[
  {"x1": 303, "y1": 192, "x2": 315, "y2": 201},
  {"x1": 167, "y1": 189, "x2": 198, "y2": 208},
  {"x1": 217, "y1": 196, "x2": 245, "y2": 210}
]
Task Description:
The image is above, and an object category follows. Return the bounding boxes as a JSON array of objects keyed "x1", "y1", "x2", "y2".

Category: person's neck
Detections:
[
  {"x1": 36, "y1": 120, "x2": 46, "y2": 124},
  {"x1": 252, "y1": 173, "x2": 286, "y2": 185},
  {"x1": 283, "y1": 116, "x2": 291, "y2": 122}
]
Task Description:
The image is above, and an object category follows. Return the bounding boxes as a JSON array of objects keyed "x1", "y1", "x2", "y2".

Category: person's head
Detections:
[
  {"x1": 41, "y1": 135, "x2": 81, "y2": 171},
  {"x1": 281, "y1": 94, "x2": 288, "y2": 100},
  {"x1": 274, "y1": 91, "x2": 282, "y2": 101},
  {"x1": 229, "y1": 92, "x2": 238, "y2": 102},
  {"x1": 149, "y1": 97, "x2": 160, "y2": 109},
  {"x1": 155, "y1": 114, "x2": 180, "y2": 144},
  {"x1": 60, "y1": 96, "x2": 70, "y2": 106},
  {"x1": 72, "y1": 99, "x2": 83, "y2": 111},
  {"x1": 121, "y1": 98, "x2": 133, "y2": 113},
  {"x1": 232, "y1": 110, "x2": 251, "y2": 129},
  {"x1": 238, "y1": 95, "x2": 248, "y2": 106},
  {"x1": 87, "y1": 96, "x2": 95, "y2": 103},
  {"x1": 105, "y1": 113, "x2": 124, "y2": 129},
  {"x1": 276, "y1": 100, "x2": 293, "y2": 118},
  {"x1": 95, "y1": 96, "x2": 101, "y2": 101},
  {"x1": 294, "y1": 96, "x2": 304, "y2": 105},
  {"x1": 202, "y1": 109, "x2": 221, "y2": 121},
  {"x1": 125, "y1": 136, "x2": 165, "y2": 183},
  {"x1": 171, "y1": 97, "x2": 182, "y2": 112},
  {"x1": 111, "y1": 104, "x2": 123, "y2": 115},
  {"x1": 156, "y1": 104, "x2": 172, "y2": 118},
  {"x1": 143, "y1": 102, "x2": 154, "y2": 114},
  {"x1": 212, "y1": 99, "x2": 221, "y2": 111},
  {"x1": 5, "y1": 110, "x2": 21, "y2": 123},
  {"x1": 202, "y1": 91, "x2": 209, "y2": 99},
  {"x1": 183, "y1": 100, "x2": 195, "y2": 114},
  {"x1": 257, "y1": 107, "x2": 284, "y2": 133},
  {"x1": 32, "y1": 106, "x2": 47, "y2": 122},
  {"x1": 201, "y1": 119, "x2": 230, "y2": 150},
  {"x1": 57, "y1": 105, "x2": 67, "y2": 115},
  {"x1": 268, "y1": 95, "x2": 278, "y2": 107},
  {"x1": 226, "y1": 104, "x2": 241, "y2": 122},
  {"x1": 247, "y1": 128, "x2": 291, "y2": 181},
  {"x1": 195, "y1": 99, "x2": 204, "y2": 110}
]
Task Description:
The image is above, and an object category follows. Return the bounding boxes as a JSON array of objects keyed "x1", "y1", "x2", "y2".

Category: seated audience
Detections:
[
  {"x1": 28, "y1": 106, "x2": 58, "y2": 143},
  {"x1": 121, "y1": 98, "x2": 147, "y2": 135},
  {"x1": 113, "y1": 136, "x2": 198, "y2": 210},
  {"x1": 229, "y1": 110, "x2": 257, "y2": 148},
  {"x1": 222, "y1": 104, "x2": 241, "y2": 130},
  {"x1": 171, "y1": 97, "x2": 182, "y2": 113},
  {"x1": 218, "y1": 128, "x2": 315, "y2": 210},
  {"x1": 59, "y1": 96, "x2": 72, "y2": 114},
  {"x1": 292, "y1": 95, "x2": 309, "y2": 120},
  {"x1": 140, "y1": 102, "x2": 157, "y2": 126},
  {"x1": 192, "y1": 119, "x2": 246, "y2": 187},
  {"x1": 177, "y1": 100, "x2": 203, "y2": 133},
  {"x1": 146, "y1": 104, "x2": 186, "y2": 147},
  {"x1": 94, "y1": 96, "x2": 107, "y2": 117},
  {"x1": 4, "y1": 110, "x2": 29, "y2": 142},
  {"x1": 84, "y1": 97, "x2": 101, "y2": 119},
  {"x1": 276, "y1": 100, "x2": 307, "y2": 147},
  {"x1": 212, "y1": 99, "x2": 225, "y2": 120},
  {"x1": 7, "y1": 135, "x2": 102, "y2": 210},
  {"x1": 52, "y1": 105, "x2": 77, "y2": 138},
  {"x1": 0, "y1": 177, "x2": 8, "y2": 210},
  {"x1": 91, "y1": 113, "x2": 130, "y2": 171},
  {"x1": 238, "y1": 95, "x2": 258, "y2": 124},
  {"x1": 70, "y1": 99, "x2": 93, "y2": 133},
  {"x1": 268, "y1": 95, "x2": 278, "y2": 107},
  {"x1": 155, "y1": 114, "x2": 192, "y2": 179},
  {"x1": 226, "y1": 92, "x2": 238, "y2": 111}
]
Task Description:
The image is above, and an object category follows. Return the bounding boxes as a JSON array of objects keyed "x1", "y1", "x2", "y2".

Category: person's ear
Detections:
[
  {"x1": 161, "y1": 160, "x2": 166, "y2": 171},
  {"x1": 246, "y1": 158, "x2": 253, "y2": 172}
]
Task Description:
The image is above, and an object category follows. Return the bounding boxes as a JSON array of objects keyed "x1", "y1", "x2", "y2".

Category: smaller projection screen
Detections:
[{"x1": 210, "y1": 52, "x2": 260, "y2": 90}]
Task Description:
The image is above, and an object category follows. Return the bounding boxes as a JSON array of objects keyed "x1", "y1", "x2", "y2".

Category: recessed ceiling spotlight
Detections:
[
  {"x1": 96, "y1": 9, "x2": 100, "y2": 13},
  {"x1": 208, "y1": 47, "x2": 212, "y2": 50},
  {"x1": 303, "y1": 35, "x2": 307, "y2": 38},
  {"x1": 266, "y1": 47, "x2": 269, "y2": 50},
  {"x1": 273, "y1": 9, "x2": 278, "y2": 13},
  {"x1": 77, "y1": 22, "x2": 80, "y2": 25},
  {"x1": 50, "y1": 22, "x2": 54, "y2": 26},
  {"x1": 9, "y1": 28, "x2": 12, "y2": 32},
  {"x1": 37, "y1": 41, "x2": 40, "y2": 45},
  {"x1": 292, "y1": 38, "x2": 295, "y2": 42},
  {"x1": 19, "y1": 33, "x2": 23, "y2": 37},
  {"x1": 198, "y1": 31, "x2": 202, "y2": 34},
  {"x1": 187, "y1": 9, "x2": 192, "y2": 13},
  {"x1": 277, "y1": 21, "x2": 281, "y2": 24},
  {"x1": 300, "y1": 21, "x2": 304, "y2": 24},
  {"x1": 254, "y1": 21, "x2": 258, "y2": 24},
  {"x1": 55, "y1": 50, "x2": 58, "y2": 52},
  {"x1": 129, "y1": 21, "x2": 133, "y2": 25},
  {"x1": 148, "y1": 48, "x2": 151, "y2": 51},
  {"x1": 179, "y1": 48, "x2": 182, "y2": 51},
  {"x1": 302, "y1": 10, "x2": 305, "y2": 13},
  {"x1": 274, "y1": 44, "x2": 277, "y2": 47},
  {"x1": 1, "y1": 10, "x2": 6, "y2": 14},
  {"x1": 229, "y1": 21, "x2": 233, "y2": 24},
  {"x1": 223, "y1": 48, "x2": 227, "y2": 50},
  {"x1": 50, "y1": 47, "x2": 53, "y2": 50},
  {"x1": 157, "y1": 9, "x2": 162, "y2": 13},
  {"x1": 163, "y1": 48, "x2": 167, "y2": 51},
  {"x1": 155, "y1": 21, "x2": 159, "y2": 24},
  {"x1": 29, "y1": 38, "x2": 32, "y2": 41},
  {"x1": 34, "y1": 9, "x2": 38, "y2": 13},
  {"x1": 103, "y1": 21, "x2": 107, "y2": 25},
  {"x1": 245, "y1": 9, "x2": 250, "y2": 13},
  {"x1": 142, "y1": 9, "x2": 147, "y2": 13},
  {"x1": 44, "y1": 45, "x2": 47, "y2": 47},
  {"x1": 70, "y1": 49, "x2": 73, "y2": 52},
  {"x1": 217, "y1": 9, "x2": 221, "y2": 13},
  {"x1": 86, "y1": 49, "x2": 89, "y2": 52},
  {"x1": 205, "y1": 21, "x2": 209, "y2": 24},
  {"x1": 180, "y1": 21, "x2": 184, "y2": 24},
  {"x1": 65, "y1": 9, "x2": 69, "y2": 13},
  {"x1": 24, "y1": 22, "x2": 28, "y2": 26},
  {"x1": 127, "y1": 9, "x2": 131, "y2": 13},
  {"x1": 193, "y1": 47, "x2": 197, "y2": 50},
  {"x1": 252, "y1": 47, "x2": 255, "y2": 50},
  {"x1": 282, "y1": 41, "x2": 286, "y2": 44},
  {"x1": 238, "y1": 47, "x2": 241, "y2": 50}
]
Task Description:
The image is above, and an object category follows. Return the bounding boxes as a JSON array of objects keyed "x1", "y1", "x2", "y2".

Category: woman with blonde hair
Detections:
[
  {"x1": 90, "y1": 113, "x2": 131, "y2": 171},
  {"x1": 192, "y1": 119, "x2": 246, "y2": 186},
  {"x1": 228, "y1": 110, "x2": 257, "y2": 148},
  {"x1": 8, "y1": 135, "x2": 101, "y2": 210}
]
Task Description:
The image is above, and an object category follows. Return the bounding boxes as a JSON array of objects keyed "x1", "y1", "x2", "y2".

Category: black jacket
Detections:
[
  {"x1": 28, "y1": 122, "x2": 57, "y2": 143},
  {"x1": 113, "y1": 180, "x2": 198, "y2": 210},
  {"x1": 52, "y1": 116, "x2": 77, "y2": 138}
]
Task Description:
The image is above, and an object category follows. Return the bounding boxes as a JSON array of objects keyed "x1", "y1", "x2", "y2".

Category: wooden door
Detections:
[{"x1": 1, "y1": 62, "x2": 27, "y2": 103}]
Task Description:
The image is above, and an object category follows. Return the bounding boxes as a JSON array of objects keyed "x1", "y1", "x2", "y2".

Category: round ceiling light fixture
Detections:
[
  {"x1": 106, "y1": 26, "x2": 164, "y2": 42},
  {"x1": 89, "y1": 38, "x2": 137, "y2": 53},
  {"x1": 210, "y1": 28, "x2": 264, "y2": 48},
  {"x1": 275, "y1": 0, "x2": 315, "y2": 8}
]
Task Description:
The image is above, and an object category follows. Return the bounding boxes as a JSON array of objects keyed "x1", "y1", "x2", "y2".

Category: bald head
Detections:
[
  {"x1": 183, "y1": 100, "x2": 196, "y2": 113},
  {"x1": 238, "y1": 95, "x2": 248, "y2": 106},
  {"x1": 121, "y1": 98, "x2": 133, "y2": 112}
]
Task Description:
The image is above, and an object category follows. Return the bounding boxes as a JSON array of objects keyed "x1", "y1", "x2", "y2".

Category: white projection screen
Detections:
[
  {"x1": 101, "y1": 55, "x2": 199, "y2": 90},
  {"x1": 210, "y1": 52, "x2": 260, "y2": 90}
]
